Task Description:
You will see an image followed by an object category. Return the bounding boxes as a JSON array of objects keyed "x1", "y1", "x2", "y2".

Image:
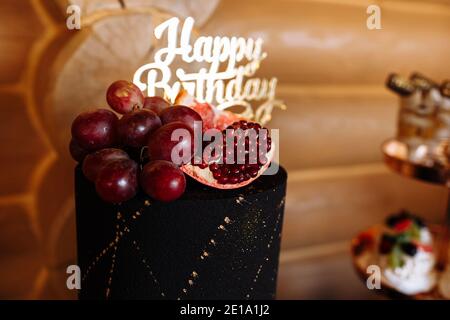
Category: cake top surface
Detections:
[{"x1": 76, "y1": 164, "x2": 287, "y2": 203}]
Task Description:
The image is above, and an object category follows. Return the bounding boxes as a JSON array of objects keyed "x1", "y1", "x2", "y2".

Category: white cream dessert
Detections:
[{"x1": 378, "y1": 211, "x2": 437, "y2": 295}]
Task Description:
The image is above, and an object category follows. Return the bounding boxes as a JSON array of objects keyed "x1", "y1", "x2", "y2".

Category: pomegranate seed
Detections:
[
  {"x1": 192, "y1": 121, "x2": 271, "y2": 185},
  {"x1": 219, "y1": 177, "x2": 229, "y2": 184},
  {"x1": 249, "y1": 168, "x2": 259, "y2": 178},
  {"x1": 230, "y1": 167, "x2": 238, "y2": 174}
]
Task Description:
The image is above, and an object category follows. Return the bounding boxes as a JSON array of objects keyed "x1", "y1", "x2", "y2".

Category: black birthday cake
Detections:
[
  {"x1": 75, "y1": 165, "x2": 286, "y2": 299},
  {"x1": 70, "y1": 79, "x2": 287, "y2": 299},
  {"x1": 69, "y1": 17, "x2": 286, "y2": 300}
]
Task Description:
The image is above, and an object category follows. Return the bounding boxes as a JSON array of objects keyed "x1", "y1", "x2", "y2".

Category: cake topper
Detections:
[{"x1": 133, "y1": 17, "x2": 285, "y2": 125}]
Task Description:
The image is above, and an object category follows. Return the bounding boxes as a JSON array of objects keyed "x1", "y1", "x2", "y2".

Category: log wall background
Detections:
[{"x1": 0, "y1": 0, "x2": 449, "y2": 299}]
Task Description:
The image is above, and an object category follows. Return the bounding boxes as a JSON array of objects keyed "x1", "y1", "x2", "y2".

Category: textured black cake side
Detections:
[{"x1": 75, "y1": 165, "x2": 287, "y2": 300}]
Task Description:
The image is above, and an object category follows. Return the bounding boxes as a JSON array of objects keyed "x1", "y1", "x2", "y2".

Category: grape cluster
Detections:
[{"x1": 70, "y1": 80, "x2": 200, "y2": 203}]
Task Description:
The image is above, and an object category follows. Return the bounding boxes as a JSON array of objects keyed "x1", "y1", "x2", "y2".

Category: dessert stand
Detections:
[{"x1": 351, "y1": 138, "x2": 450, "y2": 300}]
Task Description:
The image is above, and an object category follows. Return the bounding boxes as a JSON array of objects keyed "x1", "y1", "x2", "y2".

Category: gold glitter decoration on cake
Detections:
[
  {"x1": 175, "y1": 192, "x2": 285, "y2": 300},
  {"x1": 236, "y1": 195, "x2": 251, "y2": 206},
  {"x1": 81, "y1": 208, "x2": 145, "y2": 296},
  {"x1": 244, "y1": 207, "x2": 283, "y2": 299},
  {"x1": 81, "y1": 190, "x2": 285, "y2": 299},
  {"x1": 131, "y1": 239, "x2": 166, "y2": 297},
  {"x1": 105, "y1": 249, "x2": 117, "y2": 299},
  {"x1": 277, "y1": 197, "x2": 286, "y2": 209},
  {"x1": 176, "y1": 215, "x2": 235, "y2": 299}
]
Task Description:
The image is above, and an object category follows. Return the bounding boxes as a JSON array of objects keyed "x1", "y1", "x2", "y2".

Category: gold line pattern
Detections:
[
  {"x1": 81, "y1": 207, "x2": 145, "y2": 287},
  {"x1": 177, "y1": 215, "x2": 234, "y2": 299},
  {"x1": 131, "y1": 239, "x2": 166, "y2": 297},
  {"x1": 81, "y1": 195, "x2": 285, "y2": 299},
  {"x1": 245, "y1": 197, "x2": 284, "y2": 299}
]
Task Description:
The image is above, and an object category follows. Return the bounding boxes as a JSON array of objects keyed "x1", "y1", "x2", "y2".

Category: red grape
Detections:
[
  {"x1": 140, "y1": 160, "x2": 186, "y2": 202},
  {"x1": 147, "y1": 122, "x2": 194, "y2": 165},
  {"x1": 82, "y1": 148, "x2": 129, "y2": 181},
  {"x1": 106, "y1": 80, "x2": 144, "y2": 114},
  {"x1": 71, "y1": 108, "x2": 118, "y2": 151},
  {"x1": 69, "y1": 138, "x2": 88, "y2": 162},
  {"x1": 95, "y1": 159, "x2": 138, "y2": 203},
  {"x1": 117, "y1": 109, "x2": 161, "y2": 148},
  {"x1": 159, "y1": 105, "x2": 202, "y2": 132},
  {"x1": 143, "y1": 96, "x2": 170, "y2": 115}
]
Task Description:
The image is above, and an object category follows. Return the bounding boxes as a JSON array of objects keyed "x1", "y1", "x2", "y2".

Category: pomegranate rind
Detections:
[
  {"x1": 188, "y1": 102, "x2": 215, "y2": 131},
  {"x1": 175, "y1": 89, "x2": 245, "y2": 131},
  {"x1": 214, "y1": 110, "x2": 245, "y2": 130},
  {"x1": 181, "y1": 141, "x2": 275, "y2": 189},
  {"x1": 175, "y1": 90, "x2": 215, "y2": 131},
  {"x1": 176, "y1": 90, "x2": 272, "y2": 189},
  {"x1": 174, "y1": 89, "x2": 196, "y2": 106}
]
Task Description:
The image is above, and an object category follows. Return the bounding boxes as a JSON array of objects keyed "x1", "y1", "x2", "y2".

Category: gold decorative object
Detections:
[
  {"x1": 351, "y1": 73, "x2": 450, "y2": 300},
  {"x1": 386, "y1": 73, "x2": 450, "y2": 169},
  {"x1": 382, "y1": 139, "x2": 447, "y2": 185}
]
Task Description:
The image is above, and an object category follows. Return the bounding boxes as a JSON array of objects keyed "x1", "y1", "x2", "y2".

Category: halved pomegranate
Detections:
[{"x1": 181, "y1": 120, "x2": 275, "y2": 189}]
